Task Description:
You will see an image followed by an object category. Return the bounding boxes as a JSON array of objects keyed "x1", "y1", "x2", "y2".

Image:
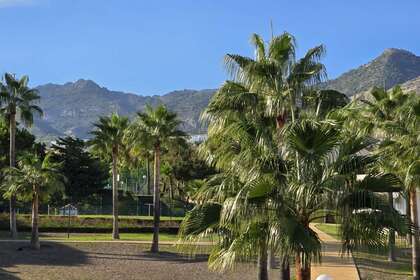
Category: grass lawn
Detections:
[
  {"x1": 315, "y1": 223, "x2": 412, "y2": 280},
  {"x1": 0, "y1": 231, "x2": 180, "y2": 241},
  {"x1": 315, "y1": 223, "x2": 340, "y2": 239}
]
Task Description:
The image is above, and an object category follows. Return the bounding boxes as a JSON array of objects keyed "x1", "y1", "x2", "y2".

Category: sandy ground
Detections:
[{"x1": 0, "y1": 242, "x2": 282, "y2": 280}]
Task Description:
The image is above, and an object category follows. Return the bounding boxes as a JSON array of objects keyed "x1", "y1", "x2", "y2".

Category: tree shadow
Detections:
[
  {"x1": 87, "y1": 249, "x2": 210, "y2": 264},
  {"x1": 0, "y1": 268, "x2": 20, "y2": 280},
  {"x1": 0, "y1": 241, "x2": 88, "y2": 279}
]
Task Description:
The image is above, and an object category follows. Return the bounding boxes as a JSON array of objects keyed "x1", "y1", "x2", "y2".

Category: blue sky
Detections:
[{"x1": 0, "y1": 0, "x2": 419, "y2": 95}]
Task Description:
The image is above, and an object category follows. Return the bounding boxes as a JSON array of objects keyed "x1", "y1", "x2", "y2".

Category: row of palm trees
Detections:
[
  {"x1": 89, "y1": 105, "x2": 185, "y2": 252},
  {"x1": 0, "y1": 73, "x2": 43, "y2": 239},
  {"x1": 0, "y1": 73, "x2": 186, "y2": 253},
  {"x1": 179, "y1": 32, "x2": 418, "y2": 280}
]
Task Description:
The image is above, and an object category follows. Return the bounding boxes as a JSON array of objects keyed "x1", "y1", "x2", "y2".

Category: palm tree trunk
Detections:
[
  {"x1": 279, "y1": 257, "x2": 290, "y2": 280},
  {"x1": 407, "y1": 192, "x2": 413, "y2": 245},
  {"x1": 151, "y1": 144, "x2": 161, "y2": 253},
  {"x1": 112, "y1": 150, "x2": 119, "y2": 240},
  {"x1": 295, "y1": 253, "x2": 310, "y2": 280},
  {"x1": 410, "y1": 190, "x2": 420, "y2": 280},
  {"x1": 9, "y1": 112, "x2": 17, "y2": 239},
  {"x1": 388, "y1": 192, "x2": 396, "y2": 262},
  {"x1": 146, "y1": 157, "x2": 151, "y2": 195},
  {"x1": 31, "y1": 186, "x2": 40, "y2": 250},
  {"x1": 267, "y1": 250, "x2": 276, "y2": 270},
  {"x1": 257, "y1": 246, "x2": 269, "y2": 280}
]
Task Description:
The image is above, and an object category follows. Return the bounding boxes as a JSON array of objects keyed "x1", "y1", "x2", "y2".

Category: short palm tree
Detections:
[
  {"x1": 0, "y1": 73, "x2": 43, "y2": 239},
  {"x1": 1, "y1": 153, "x2": 64, "y2": 249},
  {"x1": 90, "y1": 113, "x2": 129, "y2": 239},
  {"x1": 126, "y1": 104, "x2": 185, "y2": 253}
]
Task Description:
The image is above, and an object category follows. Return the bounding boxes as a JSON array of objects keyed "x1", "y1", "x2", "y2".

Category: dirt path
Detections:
[{"x1": 311, "y1": 225, "x2": 360, "y2": 280}]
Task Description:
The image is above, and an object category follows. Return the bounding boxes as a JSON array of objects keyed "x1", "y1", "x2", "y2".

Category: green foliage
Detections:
[
  {"x1": 0, "y1": 119, "x2": 42, "y2": 169},
  {"x1": 0, "y1": 73, "x2": 43, "y2": 127},
  {"x1": 49, "y1": 136, "x2": 108, "y2": 205},
  {"x1": 126, "y1": 104, "x2": 186, "y2": 149},
  {"x1": 1, "y1": 152, "x2": 65, "y2": 202},
  {"x1": 89, "y1": 113, "x2": 129, "y2": 161},
  {"x1": 180, "y1": 32, "x2": 408, "y2": 278}
]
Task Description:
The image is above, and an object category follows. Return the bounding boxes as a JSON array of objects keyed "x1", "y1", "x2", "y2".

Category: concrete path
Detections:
[{"x1": 311, "y1": 225, "x2": 360, "y2": 280}]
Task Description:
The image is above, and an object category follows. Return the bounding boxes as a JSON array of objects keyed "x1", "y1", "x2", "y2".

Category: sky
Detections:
[{"x1": 0, "y1": 0, "x2": 419, "y2": 95}]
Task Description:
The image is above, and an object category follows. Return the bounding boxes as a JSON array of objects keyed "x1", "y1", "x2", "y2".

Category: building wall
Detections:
[{"x1": 393, "y1": 190, "x2": 420, "y2": 224}]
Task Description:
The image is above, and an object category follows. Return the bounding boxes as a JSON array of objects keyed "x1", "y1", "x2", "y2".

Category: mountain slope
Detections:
[
  {"x1": 400, "y1": 76, "x2": 420, "y2": 94},
  {"x1": 31, "y1": 48, "x2": 420, "y2": 142},
  {"x1": 33, "y1": 79, "x2": 215, "y2": 141},
  {"x1": 322, "y1": 48, "x2": 420, "y2": 96}
]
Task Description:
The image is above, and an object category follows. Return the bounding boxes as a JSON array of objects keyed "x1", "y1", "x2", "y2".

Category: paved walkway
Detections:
[{"x1": 311, "y1": 225, "x2": 360, "y2": 280}]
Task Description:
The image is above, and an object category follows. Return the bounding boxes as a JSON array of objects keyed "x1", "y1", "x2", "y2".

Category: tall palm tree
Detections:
[
  {"x1": 223, "y1": 32, "x2": 326, "y2": 127},
  {"x1": 332, "y1": 86, "x2": 419, "y2": 277},
  {"x1": 181, "y1": 114, "x2": 404, "y2": 280},
  {"x1": 1, "y1": 153, "x2": 64, "y2": 249},
  {"x1": 373, "y1": 91, "x2": 420, "y2": 278},
  {"x1": 356, "y1": 87, "x2": 420, "y2": 273},
  {"x1": 357, "y1": 87, "x2": 407, "y2": 261},
  {"x1": 194, "y1": 32, "x2": 330, "y2": 279},
  {"x1": 90, "y1": 113, "x2": 129, "y2": 240},
  {"x1": 127, "y1": 104, "x2": 185, "y2": 253},
  {"x1": 0, "y1": 73, "x2": 42, "y2": 239}
]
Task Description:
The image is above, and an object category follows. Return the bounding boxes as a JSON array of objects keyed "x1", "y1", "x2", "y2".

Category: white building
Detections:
[{"x1": 393, "y1": 190, "x2": 420, "y2": 224}]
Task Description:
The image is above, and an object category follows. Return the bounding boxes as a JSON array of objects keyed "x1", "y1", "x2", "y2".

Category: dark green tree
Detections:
[{"x1": 50, "y1": 136, "x2": 108, "y2": 205}]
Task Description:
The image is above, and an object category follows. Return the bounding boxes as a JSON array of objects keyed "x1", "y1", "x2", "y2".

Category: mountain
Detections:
[
  {"x1": 32, "y1": 79, "x2": 215, "y2": 141},
  {"x1": 30, "y1": 48, "x2": 420, "y2": 142},
  {"x1": 322, "y1": 48, "x2": 420, "y2": 96},
  {"x1": 400, "y1": 76, "x2": 420, "y2": 93}
]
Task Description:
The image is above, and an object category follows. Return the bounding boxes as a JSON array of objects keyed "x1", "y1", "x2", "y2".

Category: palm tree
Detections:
[
  {"x1": 374, "y1": 91, "x2": 420, "y2": 278},
  {"x1": 1, "y1": 153, "x2": 64, "y2": 249},
  {"x1": 223, "y1": 33, "x2": 326, "y2": 127},
  {"x1": 0, "y1": 73, "x2": 42, "y2": 239},
  {"x1": 354, "y1": 87, "x2": 406, "y2": 261},
  {"x1": 90, "y1": 113, "x2": 129, "y2": 240},
  {"x1": 193, "y1": 32, "x2": 329, "y2": 279},
  {"x1": 355, "y1": 87, "x2": 420, "y2": 273},
  {"x1": 127, "y1": 104, "x2": 185, "y2": 253},
  {"x1": 181, "y1": 114, "x2": 404, "y2": 280}
]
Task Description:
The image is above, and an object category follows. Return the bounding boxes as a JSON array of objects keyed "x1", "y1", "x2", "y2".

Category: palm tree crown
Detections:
[
  {"x1": 0, "y1": 73, "x2": 43, "y2": 126},
  {"x1": 1, "y1": 152, "x2": 64, "y2": 249},
  {"x1": 90, "y1": 113, "x2": 129, "y2": 159}
]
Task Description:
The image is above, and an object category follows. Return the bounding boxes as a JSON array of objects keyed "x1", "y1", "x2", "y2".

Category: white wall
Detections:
[{"x1": 393, "y1": 190, "x2": 420, "y2": 224}]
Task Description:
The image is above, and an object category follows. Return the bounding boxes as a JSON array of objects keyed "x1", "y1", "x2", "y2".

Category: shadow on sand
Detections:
[{"x1": 0, "y1": 241, "x2": 88, "y2": 280}]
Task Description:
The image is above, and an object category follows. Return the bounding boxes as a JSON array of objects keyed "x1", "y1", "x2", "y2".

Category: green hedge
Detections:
[{"x1": 0, "y1": 213, "x2": 182, "y2": 233}]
